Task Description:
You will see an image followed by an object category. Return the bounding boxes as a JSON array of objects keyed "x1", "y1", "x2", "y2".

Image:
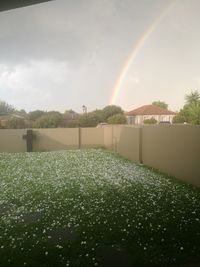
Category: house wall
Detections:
[{"x1": 127, "y1": 115, "x2": 175, "y2": 124}]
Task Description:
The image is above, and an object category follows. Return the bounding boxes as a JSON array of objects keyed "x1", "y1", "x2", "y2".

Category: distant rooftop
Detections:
[{"x1": 126, "y1": 105, "x2": 176, "y2": 116}]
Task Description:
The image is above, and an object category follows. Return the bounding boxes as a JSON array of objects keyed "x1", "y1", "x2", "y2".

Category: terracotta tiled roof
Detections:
[{"x1": 126, "y1": 105, "x2": 176, "y2": 116}]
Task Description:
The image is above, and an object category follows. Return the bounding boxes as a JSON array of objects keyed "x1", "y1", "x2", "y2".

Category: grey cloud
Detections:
[{"x1": 0, "y1": 0, "x2": 167, "y2": 66}]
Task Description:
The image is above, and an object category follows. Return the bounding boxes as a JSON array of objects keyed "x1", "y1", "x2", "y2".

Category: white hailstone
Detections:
[
  {"x1": 43, "y1": 229, "x2": 46, "y2": 234},
  {"x1": 161, "y1": 239, "x2": 164, "y2": 242},
  {"x1": 1, "y1": 245, "x2": 4, "y2": 249},
  {"x1": 56, "y1": 245, "x2": 63, "y2": 249},
  {"x1": 45, "y1": 251, "x2": 48, "y2": 255},
  {"x1": 180, "y1": 247, "x2": 184, "y2": 250}
]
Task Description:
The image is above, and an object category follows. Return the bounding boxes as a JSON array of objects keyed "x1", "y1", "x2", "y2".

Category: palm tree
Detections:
[{"x1": 185, "y1": 90, "x2": 200, "y2": 105}]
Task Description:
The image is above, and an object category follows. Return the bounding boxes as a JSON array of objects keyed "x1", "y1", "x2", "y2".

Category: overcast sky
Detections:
[{"x1": 0, "y1": 0, "x2": 200, "y2": 112}]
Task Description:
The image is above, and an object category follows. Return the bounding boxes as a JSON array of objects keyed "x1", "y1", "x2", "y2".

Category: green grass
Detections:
[{"x1": 0, "y1": 149, "x2": 200, "y2": 267}]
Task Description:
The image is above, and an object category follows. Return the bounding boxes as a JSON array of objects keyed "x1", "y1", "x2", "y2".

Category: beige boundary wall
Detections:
[
  {"x1": 0, "y1": 129, "x2": 26, "y2": 152},
  {"x1": 81, "y1": 128, "x2": 104, "y2": 148},
  {"x1": 141, "y1": 125, "x2": 200, "y2": 186},
  {"x1": 33, "y1": 128, "x2": 79, "y2": 151},
  {"x1": 0, "y1": 128, "x2": 105, "y2": 153},
  {"x1": 104, "y1": 125, "x2": 200, "y2": 187},
  {"x1": 0, "y1": 125, "x2": 199, "y2": 186}
]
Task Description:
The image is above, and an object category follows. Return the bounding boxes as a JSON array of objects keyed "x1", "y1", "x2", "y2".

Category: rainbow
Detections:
[{"x1": 109, "y1": 1, "x2": 175, "y2": 105}]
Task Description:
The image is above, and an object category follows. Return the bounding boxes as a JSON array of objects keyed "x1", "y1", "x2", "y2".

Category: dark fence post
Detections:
[{"x1": 23, "y1": 129, "x2": 36, "y2": 152}]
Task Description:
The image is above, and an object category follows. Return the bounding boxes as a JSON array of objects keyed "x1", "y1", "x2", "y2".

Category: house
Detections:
[{"x1": 126, "y1": 105, "x2": 176, "y2": 125}]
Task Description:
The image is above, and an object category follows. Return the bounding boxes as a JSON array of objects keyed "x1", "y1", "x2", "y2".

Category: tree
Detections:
[
  {"x1": 152, "y1": 101, "x2": 168, "y2": 109},
  {"x1": 92, "y1": 109, "x2": 104, "y2": 123},
  {"x1": 172, "y1": 113, "x2": 186, "y2": 124},
  {"x1": 143, "y1": 117, "x2": 157, "y2": 124},
  {"x1": 7, "y1": 117, "x2": 25, "y2": 129},
  {"x1": 79, "y1": 113, "x2": 99, "y2": 127},
  {"x1": 187, "y1": 102, "x2": 200, "y2": 125},
  {"x1": 29, "y1": 110, "x2": 46, "y2": 121},
  {"x1": 102, "y1": 105, "x2": 124, "y2": 121},
  {"x1": 185, "y1": 90, "x2": 200, "y2": 105},
  {"x1": 173, "y1": 90, "x2": 200, "y2": 125},
  {"x1": 33, "y1": 113, "x2": 63, "y2": 128},
  {"x1": 64, "y1": 109, "x2": 79, "y2": 120},
  {"x1": 107, "y1": 114, "x2": 127, "y2": 124},
  {"x1": 0, "y1": 100, "x2": 15, "y2": 115},
  {"x1": 62, "y1": 110, "x2": 80, "y2": 128}
]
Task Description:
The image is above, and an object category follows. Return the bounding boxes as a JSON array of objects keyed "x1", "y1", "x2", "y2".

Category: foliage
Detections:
[
  {"x1": 7, "y1": 117, "x2": 25, "y2": 129},
  {"x1": 102, "y1": 105, "x2": 124, "y2": 121},
  {"x1": 79, "y1": 109, "x2": 107, "y2": 127},
  {"x1": 172, "y1": 113, "x2": 186, "y2": 124},
  {"x1": 28, "y1": 110, "x2": 46, "y2": 121},
  {"x1": 33, "y1": 112, "x2": 63, "y2": 128},
  {"x1": 185, "y1": 90, "x2": 200, "y2": 105},
  {"x1": 79, "y1": 112, "x2": 99, "y2": 127},
  {"x1": 187, "y1": 102, "x2": 200, "y2": 125},
  {"x1": 62, "y1": 110, "x2": 80, "y2": 127},
  {"x1": 143, "y1": 117, "x2": 157, "y2": 124},
  {"x1": 92, "y1": 109, "x2": 104, "y2": 123},
  {"x1": 64, "y1": 109, "x2": 79, "y2": 119},
  {"x1": 152, "y1": 101, "x2": 168, "y2": 109},
  {"x1": 0, "y1": 99, "x2": 127, "y2": 128},
  {"x1": 173, "y1": 90, "x2": 200, "y2": 125},
  {"x1": 0, "y1": 99, "x2": 15, "y2": 115},
  {"x1": 107, "y1": 114, "x2": 127, "y2": 124}
]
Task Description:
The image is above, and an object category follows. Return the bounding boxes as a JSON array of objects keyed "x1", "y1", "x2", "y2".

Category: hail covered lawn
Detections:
[{"x1": 0, "y1": 149, "x2": 200, "y2": 267}]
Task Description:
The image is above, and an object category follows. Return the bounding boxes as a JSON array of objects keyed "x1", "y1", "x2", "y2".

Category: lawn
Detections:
[{"x1": 0, "y1": 149, "x2": 200, "y2": 267}]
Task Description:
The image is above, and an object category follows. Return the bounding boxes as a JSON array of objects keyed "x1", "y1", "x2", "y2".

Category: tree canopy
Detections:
[
  {"x1": 28, "y1": 110, "x2": 46, "y2": 121},
  {"x1": 185, "y1": 90, "x2": 200, "y2": 105},
  {"x1": 173, "y1": 90, "x2": 200, "y2": 125},
  {"x1": 33, "y1": 112, "x2": 63, "y2": 128},
  {"x1": 107, "y1": 114, "x2": 127, "y2": 125},
  {"x1": 152, "y1": 101, "x2": 168, "y2": 109},
  {"x1": 0, "y1": 100, "x2": 15, "y2": 115},
  {"x1": 79, "y1": 112, "x2": 99, "y2": 127},
  {"x1": 102, "y1": 105, "x2": 124, "y2": 121}
]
